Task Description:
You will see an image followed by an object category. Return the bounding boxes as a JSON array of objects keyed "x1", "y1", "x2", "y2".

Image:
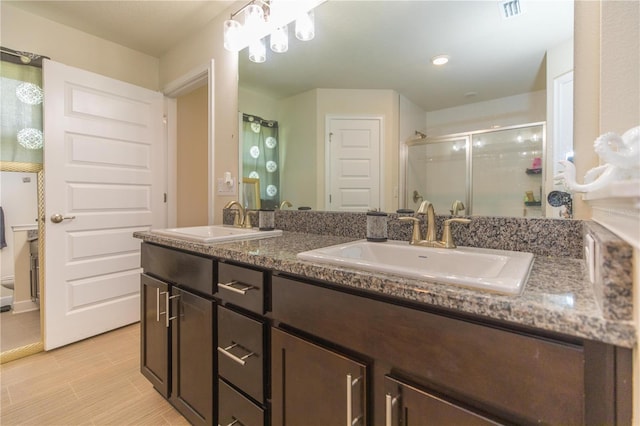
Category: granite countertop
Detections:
[{"x1": 134, "y1": 230, "x2": 636, "y2": 348}]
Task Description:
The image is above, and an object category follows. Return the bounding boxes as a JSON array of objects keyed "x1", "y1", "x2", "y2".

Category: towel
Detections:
[{"x1": 0, "y1": 207, "x2": 6, "y2": 249}]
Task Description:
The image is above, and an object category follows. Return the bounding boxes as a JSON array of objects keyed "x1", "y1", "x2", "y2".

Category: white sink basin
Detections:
[
  {"x1": 297, "y1": 240, "x2": 534, "y2": 295},
  {"x1": 151, "y1": 225, "x2": 282, "y2": 243}
]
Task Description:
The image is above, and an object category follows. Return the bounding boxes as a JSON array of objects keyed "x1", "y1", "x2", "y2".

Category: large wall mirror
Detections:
[
  {"x1": 0, "y1": 162, "x2": 44, "y2": 363},
  {"x1": 238, "y1": 1, "x2": 574, "y2": 217}
]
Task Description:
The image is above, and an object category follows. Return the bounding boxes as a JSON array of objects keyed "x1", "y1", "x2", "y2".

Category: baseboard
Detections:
[{"x1": 12, "y1": 299, "x2": 39, "y2": 314}]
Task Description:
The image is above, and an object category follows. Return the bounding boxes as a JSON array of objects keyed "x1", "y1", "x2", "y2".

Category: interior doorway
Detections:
[
  {"x1": 176, "y1": 85, "x2": 209, "y2": 226},
  {"x1": 325, "y1": 116, "x2": 382, "y2": 211}
]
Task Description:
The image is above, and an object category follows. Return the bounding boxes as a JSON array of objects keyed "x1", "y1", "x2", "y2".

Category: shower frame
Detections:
[{"x1": 403, "y1": 121, "x2": 547, "y2": 217}]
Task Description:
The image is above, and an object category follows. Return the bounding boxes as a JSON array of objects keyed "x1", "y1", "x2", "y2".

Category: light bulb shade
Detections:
[
  {"x1": 295, "y1": 10, "x2": 315, "y2": 41},
  {"x1": 223, "y1": 19, "x2": 243, "y2": 51},
  {"x1": 245, "y1": 4, "x2": 265, "y2": 38},
  {"x1": 249, "y1": 37, "x2": 266, "y2": 63},
  {"x1": 270, "y1": 25, "x2": 289, "y2": 53}
]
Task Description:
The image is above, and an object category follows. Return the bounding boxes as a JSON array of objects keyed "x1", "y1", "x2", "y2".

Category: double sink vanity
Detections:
[{"x1": 135, "y1": 210, "x2": 634, "y2": 426}]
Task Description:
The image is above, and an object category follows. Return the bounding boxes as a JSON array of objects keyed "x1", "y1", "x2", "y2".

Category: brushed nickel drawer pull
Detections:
[
  {"x1": 219, "y1": 418, "x2": 243, "y2": 426},
  {"x1": 217, "y1": 280, "x2": 257, "y2": 295},
  {"x1": 156, "y1": 288, "x2": 161, "y2": 322},
  {"x1": 217, "y1": 343, "x2": 256, "y2": 366},
  {"x1": 385, "y1": 393, "x2": 399, "y2": 426},
  {"x1": 158, "y1": 290, "x2": 169, "y2": 323},
  {"x1": 166, "y1": 294, "x2": 180, "y2": 328}
]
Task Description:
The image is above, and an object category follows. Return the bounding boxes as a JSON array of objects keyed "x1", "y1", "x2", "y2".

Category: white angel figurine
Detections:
[{"x1": 555, "y1": 125, "x2": 640, "y2": 193}]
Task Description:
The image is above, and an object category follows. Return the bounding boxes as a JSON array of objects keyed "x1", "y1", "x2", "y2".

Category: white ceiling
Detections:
[{"x1": 7, "y1": 0, "x2": 573, "y2": 112}]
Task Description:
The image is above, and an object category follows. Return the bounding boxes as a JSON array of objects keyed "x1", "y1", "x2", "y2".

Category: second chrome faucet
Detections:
[{"x1": 400, "y1": 201, "x2": 470, "y2": 249}]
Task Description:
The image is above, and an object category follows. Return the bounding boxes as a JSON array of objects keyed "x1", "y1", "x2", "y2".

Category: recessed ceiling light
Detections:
[
  {"x1": 431, "y1": 55, "x2": 449, "y2": 66},
  {"x1": 464, "y1": 91, "x2": 478, "y2": 98}
]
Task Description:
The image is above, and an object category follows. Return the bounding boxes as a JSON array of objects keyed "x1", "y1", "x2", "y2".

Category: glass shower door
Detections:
[
  {"x1": 471, "y1": 124, "x2": 544, "y2": 217},
  {"x1": 405, "y1": 136, "x2": 468, "y2": 215}
]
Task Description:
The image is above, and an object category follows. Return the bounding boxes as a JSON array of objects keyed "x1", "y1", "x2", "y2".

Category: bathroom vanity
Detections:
[{"x1": 136, "y1": 216, "x2": 634, "y2": 426}]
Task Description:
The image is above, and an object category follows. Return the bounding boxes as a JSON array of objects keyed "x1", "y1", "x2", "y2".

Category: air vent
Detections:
[{"x1": 499, "y1": 0, "x2": 524, "y2": 19}]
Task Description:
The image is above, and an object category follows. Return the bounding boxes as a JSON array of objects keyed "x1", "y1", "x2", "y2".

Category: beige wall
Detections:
[
  {"x1": 159, "y1": 2, "x2": 241, "y2": 224},
  {"x1": 176, "y1": 85, "x2": 209, "y2": 227},
  {"x1": 1, "y1": 3, "x2": 159, "y2": 90},
  {"x1": 239, "y1": 87, "x2": 280, "y2": 119},
  {"x1": 278, "y1": 90, "x2": 318, "y2": 209},
  {"x1": 600, "y1": 2, "x2": 639, "y2": 422},
  {"x1": 426, "y1": 91, "x2": 547, "y2": 137}
]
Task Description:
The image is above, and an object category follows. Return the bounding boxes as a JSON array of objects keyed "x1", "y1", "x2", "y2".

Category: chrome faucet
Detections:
[
  {"x1": 400, "y1": 203, "x2": 471, "y2": 249},
  {"x1": 224, "y1": 200, "x2": 252, "y2": 228}
]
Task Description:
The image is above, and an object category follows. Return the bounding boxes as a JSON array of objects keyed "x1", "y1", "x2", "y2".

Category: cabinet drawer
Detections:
[
  {"x1": 218, "y1": 305, "x2": 265, "y2": 403},
  {"x1": 217, "y1": 262, "x2": 265, "y2": 314},
  {"x1": 141, "y1": 243, "x2": 214, "y2": 294},
  {"x1": 218, "y1": 379, "x2": 265, "y2": 426}
]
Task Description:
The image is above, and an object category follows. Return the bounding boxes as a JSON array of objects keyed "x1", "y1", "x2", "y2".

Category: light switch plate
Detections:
[{"x1": 217, "y1": 177, "x2": 236, "y2": 196}]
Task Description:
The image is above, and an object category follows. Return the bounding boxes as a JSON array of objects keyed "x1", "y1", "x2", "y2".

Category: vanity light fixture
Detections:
[
  {"x1": 431, "y1": 55, "x2": 449, "y2": 66},
  {"x1": 270, "y1": 25, "x2": 289, "y2": 52},
  {"x1": 249, "y1": 38, "x2": 267, "y2": 63},
  {"x1": 223, "y1": 0, "x2": 324, "y2": 63},
  {"x1": 295, "y1": 9, "x2": 315, "y2": 41}
]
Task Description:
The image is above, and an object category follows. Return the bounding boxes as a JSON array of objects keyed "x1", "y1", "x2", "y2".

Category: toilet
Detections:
[{"x1": 1, "y1": 278, "x2": 14, "y2": 312}]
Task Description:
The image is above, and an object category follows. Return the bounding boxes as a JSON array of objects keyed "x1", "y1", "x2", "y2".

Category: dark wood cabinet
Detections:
[
  {"x1": 271, "y1": 274, "x2": 631, "y2": 425},
  {"x1": 384, "y1": 376, "x2": 502, "y2": 426},
  {"x1": 170, "y1": 287, "x2": 215, "y2": 426},
  {"x1": 140, "y1": 243, "x2": 216, "y2": 426},
  {"x1": 271, "y1": 327, "x2": 367, "y2": 426},
  {"x1": 139, "y1": 241, "x2": 631, "y2": 426},
  {"x1": 140, "y1": 273, "x2": 170, "y2": 397}
]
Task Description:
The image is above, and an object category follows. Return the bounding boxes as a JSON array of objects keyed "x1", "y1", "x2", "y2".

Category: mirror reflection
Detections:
[{"x1": 238, "y1": 0, "x2": 574, "y2": 217}]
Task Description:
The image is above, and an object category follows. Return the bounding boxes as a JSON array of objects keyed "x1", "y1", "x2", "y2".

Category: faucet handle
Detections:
[
  {"x1": 231, "y1": 210, "x2": 241, "y2": 226},
  {"x1": 399, "y1": 217, "x2": 422, "y2": 244},
  {"x1": 243, "y1": 211, "x2": 254, "y2": 228},
  {"x1": 441, "y1": 218, "x2": 471, "y2": 249}
]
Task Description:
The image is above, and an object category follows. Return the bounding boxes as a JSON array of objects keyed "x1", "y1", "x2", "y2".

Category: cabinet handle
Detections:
[
  {"x1": 217, "y1": 343, "x2": 255, "y2": 366},
  {"x1": 156, "y1": 288, "x2": 161, "y2": 322},
  {"x1": 217, "y1": 280, "x2": 257, "y2": 295},
  {"x1": 158, "y1": 290, "x2": 169, "y2": 322},
  {"x1": 219, "y1": 418, "x2": 243, "y2": 426},
  {"x1": 347, "y1": 374, "x2": 362, "y2": 426},
  {"x1": 165, "y1": 293, "x2": 180, "y2": 328},
  {"x1": 385, "y1": 393, "x2": 399, "y2": 426}
]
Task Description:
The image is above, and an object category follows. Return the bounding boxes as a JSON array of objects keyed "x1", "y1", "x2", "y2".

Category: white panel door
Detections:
[
  {"x1": 327, "y1": 117, "x2": 381, "y2": 211},
  {"x1": 43, "y1": 60, "x2": 165, "y2": 350}
]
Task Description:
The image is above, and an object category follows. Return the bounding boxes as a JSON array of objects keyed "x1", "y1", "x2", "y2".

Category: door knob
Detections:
[{"x1": 50, "y1": 213, "x2": 76, "y2": 223}]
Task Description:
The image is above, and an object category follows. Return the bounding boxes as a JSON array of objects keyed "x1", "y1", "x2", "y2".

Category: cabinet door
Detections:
[
  {"x1": 271, "y1": 328, "x2": 367, "y2": 426},
  {"x1": 140, "y1": 273, "x2": 170, "y2": 397},
  {"x1": 385, "y1": 376, "x2": 502, "y2": 426},
  {"x1": 171, "y1": 287, "x2": 215, "y2": 426}
]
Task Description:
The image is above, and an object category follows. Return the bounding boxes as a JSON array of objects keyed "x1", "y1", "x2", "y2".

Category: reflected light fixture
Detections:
[
  {"x1": 249, "y1": 37, "x2": 267, "y2": 63},
  {"x1": 223, "y1": 0, "x2": 324, "y2": 63},
  {"x1": 431, "y1": 55, "x2": 449, "y2": 66},
  {"x1": 295, "y1": 10, "x2": 315, "y2": 41},
  {"x1": 270, "y1": 25, "x2": 289, "y2": 53}
]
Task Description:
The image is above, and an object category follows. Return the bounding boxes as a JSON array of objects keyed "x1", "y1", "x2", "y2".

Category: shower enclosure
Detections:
[{"x1": 405, "y1": 122, "x2": 545, "y2": 217}]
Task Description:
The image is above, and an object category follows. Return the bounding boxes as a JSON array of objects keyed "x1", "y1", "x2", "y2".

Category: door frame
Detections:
[
  {"x1": 163, "y1": 60, "x2": 215, "y2": 226},
  {"x1": 324, "y1": 115, "x2": 384, "y2": 211}
]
